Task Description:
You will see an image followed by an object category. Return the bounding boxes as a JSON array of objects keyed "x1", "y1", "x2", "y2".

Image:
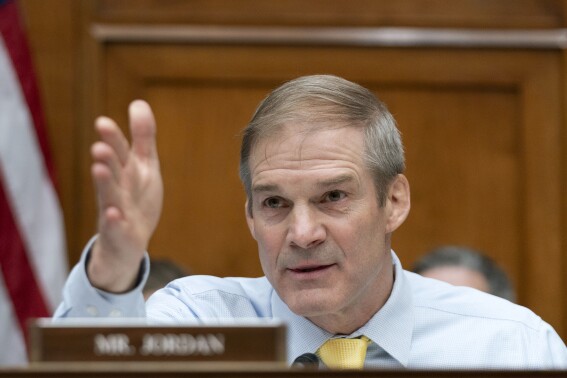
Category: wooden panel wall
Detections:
[{"x1": 19, "y1": 0, "x2": 567, "y2": 339}]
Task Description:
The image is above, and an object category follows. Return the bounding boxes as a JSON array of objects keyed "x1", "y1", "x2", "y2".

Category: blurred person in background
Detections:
[
  {"x1": 143, "y1": 259, "x2": 189, "y2": 300},
  {"x1": 413, "y1": 246, "x2": 515, "y2": 302}
]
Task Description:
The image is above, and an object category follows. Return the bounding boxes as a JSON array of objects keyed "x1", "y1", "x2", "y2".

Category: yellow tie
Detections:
[{"x1": 316, "y1": 336, "x2": 371, "y2": 369}]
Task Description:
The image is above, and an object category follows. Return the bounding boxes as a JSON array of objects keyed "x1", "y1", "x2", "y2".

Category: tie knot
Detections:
[{"x1": 317, "y1": 336, "x2": 371, "y2": 369}]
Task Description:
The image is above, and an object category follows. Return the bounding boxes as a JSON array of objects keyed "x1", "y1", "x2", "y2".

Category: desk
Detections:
[{"x1": 1, "y1": 364, "x2": 567, "y2": 378}]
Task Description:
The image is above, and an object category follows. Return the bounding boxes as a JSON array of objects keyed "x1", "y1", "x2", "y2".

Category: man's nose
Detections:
[{"x1": 287, "y1": 205, "x2": 326, "y2": 249}]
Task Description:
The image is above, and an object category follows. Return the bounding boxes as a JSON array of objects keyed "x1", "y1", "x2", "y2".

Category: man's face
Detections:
[{"x1": 246, "y1": 123, "x2": 408, "y2": 332}]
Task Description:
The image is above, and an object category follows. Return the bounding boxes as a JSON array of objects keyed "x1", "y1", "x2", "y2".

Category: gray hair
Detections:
[
  {"x1": 413, "y1": 246, "x2": 516, "y2": 302},
  {"x1": 239, "y1": 75, "x2": 405, "y2": 214}
]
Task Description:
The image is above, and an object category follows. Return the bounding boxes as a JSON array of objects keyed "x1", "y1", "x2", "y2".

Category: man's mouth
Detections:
[{"x1": 289, "y1": 264, "x2": 334, "y2": 273}]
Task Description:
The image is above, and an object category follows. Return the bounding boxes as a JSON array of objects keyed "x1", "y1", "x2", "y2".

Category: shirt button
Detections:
[
  {"x1": 86, "y1": 306, "x2": 98, "y2": 316},
  {"x1": 109, "y1": 309, "x2": 122, "y2": 317}
]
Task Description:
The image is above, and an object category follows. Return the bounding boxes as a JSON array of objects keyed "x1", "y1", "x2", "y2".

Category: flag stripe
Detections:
[
  {"x1": 0, "y1": 269, "x2": 27, "y2": 365},
  {"x1": 0, "y1": 0, "x2": 56, "y2": 184},
  {"x1": 0, "y1": 170, "x2": 49, "y2": 335}
]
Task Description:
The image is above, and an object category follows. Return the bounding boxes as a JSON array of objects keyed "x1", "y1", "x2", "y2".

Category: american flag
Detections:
[{"x1": 0, "y1": 0, "x2": 67, "y2": 365}]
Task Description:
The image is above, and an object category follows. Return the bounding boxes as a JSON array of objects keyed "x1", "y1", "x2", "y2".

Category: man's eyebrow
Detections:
[
  {"x1": 252, "y1": 174, "x2": 356, "y2": 193},
  {"x1": 252, "y1": 183, "x2": 279, "y2": 194},
  {"x1": 317, "y1": 174, "x2": 356, "y2": 188}
]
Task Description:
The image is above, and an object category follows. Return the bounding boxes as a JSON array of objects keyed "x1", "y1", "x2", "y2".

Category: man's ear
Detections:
[
  {"x1": 245, "y1": 200, "x2": 256, "y2": 240},
  {"x1": 385, "y1": 174, "x2": 411, "y2": 234}
]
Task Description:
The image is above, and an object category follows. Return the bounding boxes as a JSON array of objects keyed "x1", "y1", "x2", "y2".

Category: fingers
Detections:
[
  {"x1": 90, "y1": 101, "x2": 152, "y2": 219},
  {"x1": 95, "y1": 116, "x2": 130, "y2": 166},
  {"x1": 91, "y1": 141, "x2": 122, "y2": 183},
  {"x1": 90, "y1": 100, "x2": 159, "y2": 230},
  {"x1": 91, "y1": 125, "x2": 125, "y2": 214},
  {"x1": 91, "y1": 160, "x2": 123, "y2": 221},
  {"x1": 129, "y1": 100, "x2": 158, "y2": 162}
]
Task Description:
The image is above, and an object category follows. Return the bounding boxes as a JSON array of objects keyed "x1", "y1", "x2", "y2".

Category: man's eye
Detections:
[
  {"x1": 325, "y1": 190, "x2": 346, "y2": 202},
  {"x1": 264, "y1": 197, "x2": 283, "y2": 208}
]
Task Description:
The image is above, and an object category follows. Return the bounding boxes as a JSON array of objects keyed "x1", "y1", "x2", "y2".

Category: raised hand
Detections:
[{"x1": 87, "y1": 100, "x2": 164, "y2": 293}]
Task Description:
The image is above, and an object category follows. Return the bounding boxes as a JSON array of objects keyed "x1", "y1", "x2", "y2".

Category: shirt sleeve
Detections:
[
  {"x1": 52, "y1": 236, "x2": 148, "y2": 319},
  {"x1": 539, "y1": 321, "x2": 567, "y2": 368}
]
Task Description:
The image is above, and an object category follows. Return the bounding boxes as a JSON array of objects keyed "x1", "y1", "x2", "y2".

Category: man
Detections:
[
  {"x1": 55, "y1": 75, "x2": 566, "y2": 369},
  {"x1": 413, "y1": 246, "x2": 516, "y2": 302}
]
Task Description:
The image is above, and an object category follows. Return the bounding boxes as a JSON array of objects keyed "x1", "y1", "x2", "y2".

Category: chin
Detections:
[{"x1": 284, "y1": 290, "x2": 337, "y2": 318}]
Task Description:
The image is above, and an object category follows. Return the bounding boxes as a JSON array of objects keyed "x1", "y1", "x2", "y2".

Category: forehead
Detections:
[{"x1": 248, "y1": 123, "x2": 369, "y2": 186}]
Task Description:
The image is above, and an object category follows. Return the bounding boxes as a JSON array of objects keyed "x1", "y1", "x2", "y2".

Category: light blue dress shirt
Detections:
[{"x1": 55, "y1": 238, "x2": 567, "y2": 369}]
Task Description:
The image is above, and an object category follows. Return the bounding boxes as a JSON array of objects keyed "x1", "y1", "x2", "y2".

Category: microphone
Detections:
[{"x1": 292, "y1": 353, "x2": 320, "y2": 369}]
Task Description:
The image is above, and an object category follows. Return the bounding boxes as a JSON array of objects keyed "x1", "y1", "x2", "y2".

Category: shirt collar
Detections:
[
  {"x1": 359, "y1": 251, "x2": 414, "y2": 366},
  {"x1": 272, "y1": 250, "x2": 414, "y2": 367}
]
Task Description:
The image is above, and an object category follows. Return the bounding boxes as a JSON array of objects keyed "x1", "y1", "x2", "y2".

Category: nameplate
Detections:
[{"x1": 29, "y1": 319, "x2": 287, "y2": 363}]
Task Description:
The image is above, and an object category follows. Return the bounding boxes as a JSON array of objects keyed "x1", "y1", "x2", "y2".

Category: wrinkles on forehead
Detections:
[{"x1": 249, "y1": 121, "x2": 363, "y2": 173}]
